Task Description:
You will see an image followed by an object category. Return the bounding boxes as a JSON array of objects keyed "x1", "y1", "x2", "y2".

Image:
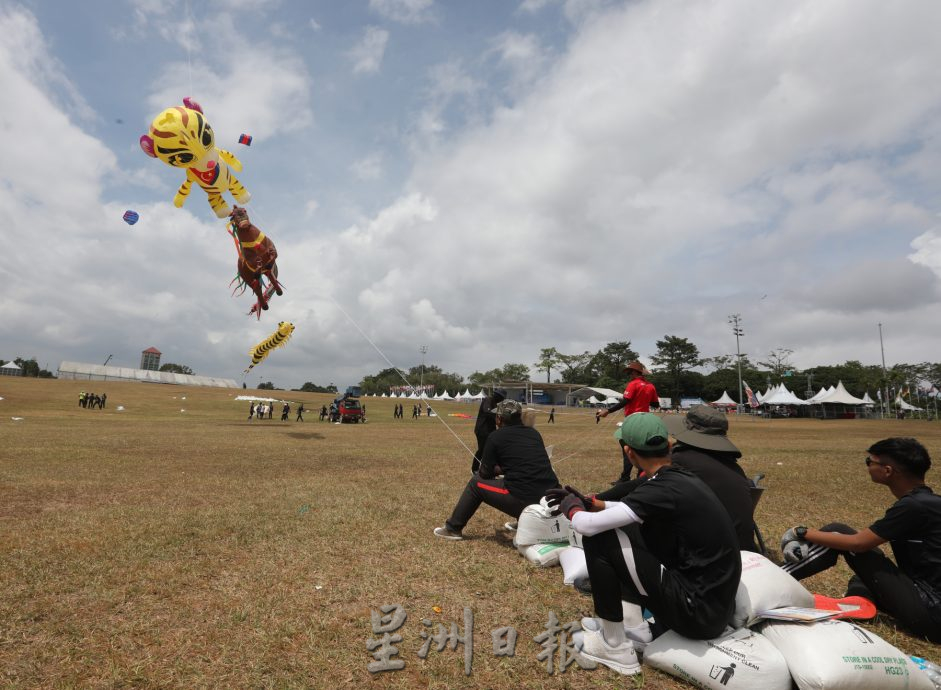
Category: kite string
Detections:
[
  {"x1": 184, "y1": 0, "x2": 195, "y2": 95},
  {"x1": 325, "y1": 294, "x2": 477, "y2": 459}
]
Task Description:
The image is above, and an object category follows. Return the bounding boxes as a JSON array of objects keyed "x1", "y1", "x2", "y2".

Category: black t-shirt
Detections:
[
  {"x1": 623, "y1": 466, "x2": 741, "y2": 618},
  {"x1": 670, "y1": 444, "x2": 758, "y2": 552},
  {"x1": 870, "y1": 485, "x2": 941, "y2": 593},
  {"x1": 480, "y1": 424, "x2": 559, "y2": 501}
]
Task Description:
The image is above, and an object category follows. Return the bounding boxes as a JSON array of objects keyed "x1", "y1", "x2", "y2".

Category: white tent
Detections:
[
  {"x1": 439, "y1": 390, "x2": 454, "y2": 400},
  {"x1": 471, "y1": 390, "x2": 486, "y2": 399},
  {"x1": 814, "y1": 381, "x2": 867, "y2": 405},
  {"x1": 862, "y1": 392, "x2": 876, "y2": 406},
  {"x1": 895, "y1": 397, "x2": 924, "y2": 411},
  {"x1": 458, "y1": 389, "x2": 474, "y2": 401},
  {"x1": 604, "y1": 396, "x2": 621, "y2": 405},
  {"x1": 760, "y1": 384, "x2": 808, "y2": 405},
  {"x1": 711, "y1": 391, "x2": 737, "y2": 406},
  {"x1": 586, "y1": 395, "x2": 602, "y2": 405},
  {"x1": 806, "y1": 386, "x2": 830, "y2": 403}
]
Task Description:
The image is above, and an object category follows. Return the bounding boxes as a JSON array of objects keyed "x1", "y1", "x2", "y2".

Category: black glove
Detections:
[
  {"x1": 544, "y1": 487, "x2": 570, "y2": 509},
  {"x1": 558, "y1": 493, "x2": 586, "y2": 520}
]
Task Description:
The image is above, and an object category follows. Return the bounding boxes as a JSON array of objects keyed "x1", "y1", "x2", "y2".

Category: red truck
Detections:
[{"x1": 330, "y1": 395, "x2": 364, "y2": 423}]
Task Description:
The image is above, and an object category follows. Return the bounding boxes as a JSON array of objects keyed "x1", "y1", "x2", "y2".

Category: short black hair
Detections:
[
  {"x1": 867, "y1": 437, "x2": 931, "y2": 479},
  {"x1": 619, "y1": 439, "x2": 670, "y2": 459}
]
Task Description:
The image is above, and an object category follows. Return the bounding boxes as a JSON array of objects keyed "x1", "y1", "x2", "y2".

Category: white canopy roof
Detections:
[
  {"x1": 711, "y1": 391, "x2": 737, "y2": 406},
  {"x1": 569, "y1": 386, "x2": 624, "y2": 401},
  {"x1": 896, "y1": 396, "x2": 924, "y2": 411},
  {"x1": 814, "y1": 381, "x2": 867, "y2": 405},
  {"x1": 439, "y1": 390, "x2": 454, "y2": 400},
  {"x1": 458, "y1": 389, "x2": 474, "y2": 399},
  {"x1": 471, "y1": 390, "x2": 486, "y2": 399},
  {"x1": 806, "y1": 386, "x2": 830, "y2": 403},
  {"x1": 862, "y1": 392, "x2": 876, "y2": 405},
  {"x1": 604, "y1": 396, "x2": 621, "y2": 405},
  {"x1": 760, "y1": 384, "x2": 808, "y2": 405},
  {"x1": 1, "y1": 361, "x2": 21, "y2": 370}
]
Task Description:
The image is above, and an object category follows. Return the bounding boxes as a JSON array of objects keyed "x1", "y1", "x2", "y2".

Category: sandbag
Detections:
[
  {"x1": 522, "y1": 541, "x2": 569, "y2": 567},
  {"x1": 732, "y1": 551, "x2": 813, "y2": 628},
  {"x1": 645, "y1": 627, "x2": 792, "y2": 690},
  {"x1": 514, "y1": 500, "x2": 571, "y2": 548},
  {"x1": 558, "y1": 546, "x2": 588, "y2": 585},
  {"x1": 761, "y1": 619, "x2": 933, "y2": 690}
]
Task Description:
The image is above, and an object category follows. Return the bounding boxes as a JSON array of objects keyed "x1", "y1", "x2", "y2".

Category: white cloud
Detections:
[
  {"x1": 304, "y1": 200, "x2": 320, "y2": 218},
  {"x1": 911, "y1": 229, "x2": 941, "y2": 279},
  {"x1": 309, "y1": 17, "x2": 321, "y2": 31},
  {"x1": 349, "y1": 26, "x2": 389, "y2": 75},
  {"x1": 490, "y1": 31, "x2": 548, "y2": 88},
  {"x1": 350, "y1": 154, "x2": 384, "y2": 181},
  {"x1": 368, "y1": 0, "x2": 435, "y2": 24}
]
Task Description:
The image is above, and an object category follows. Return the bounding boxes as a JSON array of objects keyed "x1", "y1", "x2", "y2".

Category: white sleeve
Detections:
[{"x1": 570, "y1": 502, "x2": 643, "y2": 536}]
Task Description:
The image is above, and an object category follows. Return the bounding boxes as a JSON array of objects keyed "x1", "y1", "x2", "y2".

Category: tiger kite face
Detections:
[{"x1": 140, "y1": 106, "x2": 215, "y2": 168}]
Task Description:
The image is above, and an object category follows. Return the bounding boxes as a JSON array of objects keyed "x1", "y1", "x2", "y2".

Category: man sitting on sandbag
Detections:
[
  {"x1": 594, "y1": 404, "x2": 758, "y2": 552},
  {"x1": 781, "y1": 437, "x2": 941, "y2": 643},
  {"x1": 433, "y1": 400, "x2": 560, "y2": 540},
  {"x1": 547, "y1": 414, "x2": 741, "y2": 675}
]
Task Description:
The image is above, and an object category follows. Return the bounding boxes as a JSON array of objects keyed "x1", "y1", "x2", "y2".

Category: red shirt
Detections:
[{"x1": 624, "y1": 377, "x2": 659, "y2": 416}]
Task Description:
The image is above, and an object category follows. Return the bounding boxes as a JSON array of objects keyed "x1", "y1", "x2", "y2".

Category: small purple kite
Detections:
[
  {"x1": 123, "y1": 210, "x2": 140, "y2": 225},
  {"x1": 238, "y1": 133, "x2": 252, "y2": 146}
]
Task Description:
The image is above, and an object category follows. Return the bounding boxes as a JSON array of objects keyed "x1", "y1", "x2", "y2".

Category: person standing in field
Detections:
[
  {"x1": 296, "y1": 403, "x2": 305, "y2": 422},
  {"x1": 597, "y1": 361, "x2": 660, "y2": 481}
]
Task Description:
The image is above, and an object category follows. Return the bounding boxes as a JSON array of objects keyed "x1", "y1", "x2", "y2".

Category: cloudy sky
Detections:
[{"x1": 2, "y1": 0, "x2": 940, "y2": 389}]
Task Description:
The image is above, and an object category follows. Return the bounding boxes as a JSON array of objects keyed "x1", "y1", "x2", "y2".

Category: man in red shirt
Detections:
[{"x1": 598, "y1": 361, "x2": 660, "y2": 481}]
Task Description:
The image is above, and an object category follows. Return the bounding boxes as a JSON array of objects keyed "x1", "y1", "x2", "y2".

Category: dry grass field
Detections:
[{"x1": 1, "y1": 377, "x2": 939, "y2": 689}]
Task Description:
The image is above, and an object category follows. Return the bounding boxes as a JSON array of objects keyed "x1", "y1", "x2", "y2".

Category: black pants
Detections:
[
  {"x1": 584, "y1": 525, "x2": 731, "y2": 640},
  {"x1": 446, "y1": 476, "x2": 533, "y2": 532},
  {"x1": 783, "y1": 523, "x2": 941, "y2": 643}
]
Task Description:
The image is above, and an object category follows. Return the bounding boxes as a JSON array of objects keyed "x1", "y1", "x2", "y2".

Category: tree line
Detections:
[{"x1": 357, "y1": 338, "x2": 941, "y2": 404}]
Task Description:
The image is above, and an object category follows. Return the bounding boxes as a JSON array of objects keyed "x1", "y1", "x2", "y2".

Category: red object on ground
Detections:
[{"x1": 812, "y1": 594, "x2": 878, "y2": 620}]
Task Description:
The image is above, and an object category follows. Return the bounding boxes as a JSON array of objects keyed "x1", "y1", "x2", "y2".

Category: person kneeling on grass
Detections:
[
  {"x1": 546, "y1": 413, "x2": 741, "y2": 675},
  {"x1": 781, "y1": 437, "x2": 941, "y2": 643},
  {"x1": 434, "y1": 400, "x2": 560, "y2": 540}
]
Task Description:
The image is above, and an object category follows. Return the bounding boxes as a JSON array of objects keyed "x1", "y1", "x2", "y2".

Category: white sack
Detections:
[
  {"x1": 568, "y1": 528, "x2": 583, "y2": 549},
  {"x1": 732, "y1": 551, "x2": 813, "y2": 628},
  {"x1": 761, "y1": 619, "x2": 933, "y2": 690},
  {"x1": 522, "y1": 541, "x2": 569, "y2": 567},
  {"x1": 645, "y1": 627, "x2": 792, "y2": 690},
  {"x1": 558, "y1": 546, "x2": 588, "y2": 585},
  {"x1": 513, "y1": 500, "x2": 571, "y2": 547}
]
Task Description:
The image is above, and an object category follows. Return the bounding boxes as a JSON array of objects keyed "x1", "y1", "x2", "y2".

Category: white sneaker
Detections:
[
  {"x1": 433, "y1": 526, "x2": 464, "y2": 540},
  {"x1": 503, "y1": 521, "x2": 518, "y2": 532},
  {"x1": 579, "y1": 626, "x2": 641, "y2": 675}
]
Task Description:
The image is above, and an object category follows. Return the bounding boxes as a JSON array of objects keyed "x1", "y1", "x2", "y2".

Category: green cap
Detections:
[{"x1": 613, "y1": 413, "x2": 670, "y2": 452}]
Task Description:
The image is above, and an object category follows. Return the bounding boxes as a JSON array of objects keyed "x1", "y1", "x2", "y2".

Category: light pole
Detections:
[
  {"x1": 729, "y1": 314, "x2": 744, "y2": 411},
  {"x1": 419, "y1": 345, "x2": 428, "y2": 397},
  {"x1": 879, "y1": 323, "x2": 889, "y2": 418}
]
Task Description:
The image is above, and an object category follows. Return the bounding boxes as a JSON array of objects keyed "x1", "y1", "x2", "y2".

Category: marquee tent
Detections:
[
  {"x1": 711, "y1": 391, "x2": 737, "y2": 406},
  {"x1": 896, "y1": 397, "x2": 924, "y2": 411},
  {"x1": 862, "y1": 392, "x2": 876, "y2": 405},
  {"x1": 760, "y1": 384, "x2": 809, "y2": 405},
  {"x1": 813, "y1": 381, "x2": 867, "y2": 405}
]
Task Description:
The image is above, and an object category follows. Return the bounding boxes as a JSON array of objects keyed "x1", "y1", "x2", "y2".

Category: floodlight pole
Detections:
[
  {"x1": 879, "y1": 323, "x2": 889, "y2": 418},
  {"x1": 729, "y1": 314, "x2": 744, "y2": 411},
  {"x1": 419, "y1": 345, "x2": 428, "y2": 395}
]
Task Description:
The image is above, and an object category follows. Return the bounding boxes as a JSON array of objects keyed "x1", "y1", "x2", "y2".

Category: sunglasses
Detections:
[{"x1": 865, "y1": 457, "x2": 889, "y2": 468}]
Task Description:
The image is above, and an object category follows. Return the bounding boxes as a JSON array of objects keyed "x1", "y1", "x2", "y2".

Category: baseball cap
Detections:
[
  {"x1": 491, "y1": 399, "x2": 523, "y2": 419},
  {"x1": 613, "y1": 413, "x2": 669, "y2": 452}
]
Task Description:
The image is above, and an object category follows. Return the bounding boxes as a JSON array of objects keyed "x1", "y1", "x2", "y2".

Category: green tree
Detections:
[
  {"x1": 534, "y1": 347, "x2": 562, "y2": 383},
  {"x1": 758, "y1": 348, "x2": 795, "y2": 380},
  {"x1": 296, "y1": 382, "x2": 336, "y2": 393},
  {"x1": 575, "y1": 341, "x2": 639, "y2": 389},
  {"x1": 159, "y1": 363, "x2": 194, "y2": 375},
  {"x1": 557, "y1": 351, "x2": 592, "y2": 383},
  {"x1": 650, "y1": 335, "x2": 702, "y2": 402},
  {"x1": 258, "y1": 381, "x2": 276, "y2": 390}
]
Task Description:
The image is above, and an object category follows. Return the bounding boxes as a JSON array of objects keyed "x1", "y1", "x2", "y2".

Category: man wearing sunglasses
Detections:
[{"x1": 782, "y1": 437, "x2": 941, "y2": 643}]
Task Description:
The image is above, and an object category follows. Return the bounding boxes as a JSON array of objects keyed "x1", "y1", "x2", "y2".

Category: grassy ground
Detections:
[{"x1": 1, "y1": 378, "x2": 939, "y2": 689}]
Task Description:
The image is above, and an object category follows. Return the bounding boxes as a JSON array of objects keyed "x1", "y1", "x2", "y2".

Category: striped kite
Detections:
[{"x1": 244, "y1": 321, "x2": 294, "y2": 373}]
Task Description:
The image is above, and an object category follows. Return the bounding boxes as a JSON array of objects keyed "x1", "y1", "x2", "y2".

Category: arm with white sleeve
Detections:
[{"x1": 570, "y1": 501, "x2": 643, "y2": 536}]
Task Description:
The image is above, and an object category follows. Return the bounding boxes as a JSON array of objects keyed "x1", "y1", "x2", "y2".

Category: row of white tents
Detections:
[
  {"x1": 368, "y1": 389, "x2": 487, "y2": 401},
  {"x1": 712, "y1": 381, "x2": 924, "y2": 410}
]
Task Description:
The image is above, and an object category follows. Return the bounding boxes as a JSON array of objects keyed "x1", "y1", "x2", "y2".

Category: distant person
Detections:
[
  {"x1": 79, "y1": 391, "x2": 84, "y2": 408},
  {"x1": 320, "y1": 405, "x2": 328, "y2": 421},
  {"x1": 101, "y1": 393, "x2": 107, "y2": 409},
  {"x1": 281, "y1": 403, "x2": 290, "y2": 421},
  {"x1": 782, "y1": 437, "x2": 941, "y2": 643},
  {"x1": 248, "y1": 402, "x2": 255, "y2": 421},
  {"x1": 548, "y1": 408, "x2": 555, "y2": 424},
  {"x1": 426, "y1": 405, "x2": 432, "y2": 417},
  {"x1": 597, "y1": 361, "x2": 660, "y2": 481},
  {"x1": 267, "y1": 404, "x2": 274, "y2": 420},
  {"x1": 412, "y1": 404, "x2": 419, "y2": 419},
  {"x1": 434, "y1": 400, "x2": 560, "y2": 541},
  {"x1": 296, "y1": 403, "x2": 305, "y2": 422},
  {"x1": 472, "y1": 389, "x2": 506, "y2": 474}
]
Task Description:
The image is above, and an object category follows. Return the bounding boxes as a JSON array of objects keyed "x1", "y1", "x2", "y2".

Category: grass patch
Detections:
[{"x1": 1, "y1": 378, "x2": 939, "y2": 688}]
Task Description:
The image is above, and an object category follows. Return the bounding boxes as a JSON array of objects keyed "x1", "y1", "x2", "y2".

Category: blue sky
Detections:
[{"x1": 2, "y1": 0, "x2": 941, "y2": 389}]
